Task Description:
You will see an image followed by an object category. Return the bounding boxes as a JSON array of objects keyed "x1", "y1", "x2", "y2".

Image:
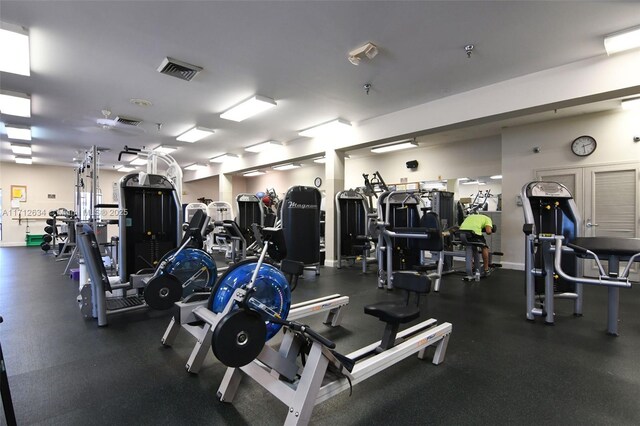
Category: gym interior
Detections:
[{"x1": 1, "y1": 2, "x2": 640, "y2": 425}]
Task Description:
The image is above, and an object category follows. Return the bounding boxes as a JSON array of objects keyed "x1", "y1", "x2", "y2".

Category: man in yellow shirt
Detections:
[{"x1": 459, "y1": 214, "x2": 493, "y2": 275}]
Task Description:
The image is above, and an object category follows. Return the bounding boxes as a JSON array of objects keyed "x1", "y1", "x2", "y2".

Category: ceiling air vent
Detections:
[
  {"x1": 157, "y1": 57, "x2": 203, "y2": 81},
  {"x1": 114, "y1": 116, "x2": 142, "y2": 126}
]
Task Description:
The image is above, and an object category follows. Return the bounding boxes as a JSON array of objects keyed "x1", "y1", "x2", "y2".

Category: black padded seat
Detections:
[
  {"x1": 413, "y1": 264, "x2": 438, "y2": 272},
  {"x1": 364, "y1": 303, "x2": 420, "y2": 324}
]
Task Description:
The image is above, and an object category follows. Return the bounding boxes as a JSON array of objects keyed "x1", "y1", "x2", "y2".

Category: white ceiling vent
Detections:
[
  {"x1": 114, "y1": 116, "x2": 142, "y2": 126},
  {"x1": 157, "y1": 57, "x2": 202, "y2": 81}
]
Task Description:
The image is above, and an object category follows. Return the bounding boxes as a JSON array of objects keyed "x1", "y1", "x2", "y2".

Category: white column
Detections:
[
  {"x1": 323, "y1": 149, "x2": 345, "y2": 267},
  {"x1": 219, "y1": 173, "x2": 234, "y2": 206}
]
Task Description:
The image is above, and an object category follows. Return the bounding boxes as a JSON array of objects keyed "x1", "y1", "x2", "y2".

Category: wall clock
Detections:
[
  {"x1": 571, "y1": 135, "x2": 597, "y2": 157},
  {"x1": 314, "y1": 177, "x2": 322, "y2": 188}
]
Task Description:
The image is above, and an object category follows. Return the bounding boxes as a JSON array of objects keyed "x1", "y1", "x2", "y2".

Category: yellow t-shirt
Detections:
[{"x1": 459, "y1": 214, "x2": 492, "y2": 236}]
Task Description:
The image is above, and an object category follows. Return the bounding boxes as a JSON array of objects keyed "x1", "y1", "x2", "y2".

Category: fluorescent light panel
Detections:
[
  {"x1": 461, "y1": 180, "x2": 480, "y2": 185},
  {"x1": 15, "y1": 156, "x2": 32, "y2": 164},
  {"x1": 118, "y1": 166, "x2": 136, "y2": 172},
  {"x1": 220, "y1": 95, "x2": 277, "y2": 122},
  {"x1": 209, "y1": 154, "x2": 239, "y2": 163},
  {"x1": 130, "y1": 158, "x2": 147, "y2": 166},
  {"x1": 272, "y1": 163, "x2": 301, "y2": 171},
  {"x1": 604, "y1": 26, "x2": 640, "y2": 55},
  {"x1": 490, "y1": 175, "x2": 502, "y2": 180},
  {"x1": 176, "y1": 126, "x2": 214, "y2": 143},
  {"x1": 621, "y1": 97, "x2": 640, "y2": 110},
  {"x1": 313, "y1": 157, "x2": 326, "y2": 164},
  {"x1": 0, "y1": 91, "x2": 31, "y2": 117},
  {"x1": 11, "y1": 143, "x2": 31, "y2": 155},
  {"x1": 5, "y1": 125, "x2": 31, "y2": 140},
  {"x1": 244, "y1": 140, "x2": 282, "y2": 153},
  {"x1": 371, "y1": 141, "x2": 417, "y2": 154},
  {"x1": 0, "y1": 24, "x2": 30, "y2": 76},
  {"x1": 299, "y1": 118, "x2": 351, "y2": 138},
  {"x1": 154, "y1": 145, "x2": 177, "y2": 154},
  {"x1": 243, "y1": 170, "x2": 266, "y2": 177},
  {"x1": 185, "y1": 163, "x2": 206, "y2": 171}
]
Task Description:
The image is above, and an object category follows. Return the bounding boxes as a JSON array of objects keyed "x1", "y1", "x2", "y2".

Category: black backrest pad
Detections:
[
  {"x1": 77, "y1": 226, "x2": 112, "y2": 293},
  {"x1": 282, "y1": 186, "x2": 321, "y2": 264},
  {"x1": 338, "y1": 197, "x2": 368, "y2": 256},
  {"x1": 392, "y1": 272, "x2": 431, "y2": 294},
  {"x1": 180, "y1": 209, "x2": 208, "y2": 247}
]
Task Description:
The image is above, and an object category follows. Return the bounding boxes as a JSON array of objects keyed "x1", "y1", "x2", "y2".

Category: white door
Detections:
[{"x1": 582, "y1": 164, "x2": 639, "y2": 280}]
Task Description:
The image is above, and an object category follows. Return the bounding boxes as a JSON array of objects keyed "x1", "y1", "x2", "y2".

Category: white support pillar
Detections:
[
  {"x1": 323, "y1": 148, "x2": 345, "y2": 267},
  {"x1": 219, "y1": 173, "x2": 234, "y2": 206}
]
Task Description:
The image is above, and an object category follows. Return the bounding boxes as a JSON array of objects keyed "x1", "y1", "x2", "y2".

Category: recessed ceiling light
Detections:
[
  {"x1": 490, "y1": 175, "x2": 502, "y2": 180},
  {"x1": 299, "y1": 118, "x2": 352, "y2": 138},
  {"x1": 11, "y1": 143, "x2": 31, "y2": 155},
  {"x1": 176, "y1": 126, "x2": 214, "y2": 143},
  {"x1": 154, "y1": 145, "x2": 177, "y2": 154},
  {"x1": 621, "y1": 97, "x2": 640, "y2": 110},
  {"x1": 0, "y1": 90, "x2": 31, "y2": 117},
  {"x1": 130, "y1": 158, "x2": 147, "y2": 166},
  {"x1": 604, "y1": 25, "x2": 640, "y2": 55},
  {"x1": 0, "y1": 24, "x2": 30, "y2": 76},
  {"x1": 272, "y1": 163, "x2": 301, "y2": 171},
  {"x1": 220, "y1": 95, "x2": 277, "y2": 122},
  {"x1": 118, "y1": 166, "x2": 136, "y2": 172},
  {"x1": 209, "y1": 153, "x2": 239, "y2": 163},
  {"x1": 15, "y1": 156, "x2": 32, "y2": 165},
  {"x1": 243, "y1": 170, "x2": 267, "y2": 177},
  {"x1": 129, "y1": 98, "x2": 152, "y2": 107},
  {"x1": 458, "y1": 177, "x2": 470, "y2": 182},
  {"x1": 461, "y1": 180, "x2": 480, "y2": 185},
  {"x1": 5, "y1": 125, "x2": 31, "y2": 140},
  {"x1": 185, "y1": 163, "x2": 207, "y2": 171},
  {"x1": 313, "y1": 157, "x2": 326, "y2": 164},
  {"x1": 244, "y1": 140, "x2": 282, "y2": 153},
  {"x1": 370, "y1": 140, "x2": 417, "y2": 153}
]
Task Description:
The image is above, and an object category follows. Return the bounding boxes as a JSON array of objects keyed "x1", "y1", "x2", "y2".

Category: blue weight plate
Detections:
[
  {"x1": 159, "y1": 248, "x2": 217, "y2": 298},
  {"x1": 210, "y1": 262, "x2": 291, "y2": 340}
]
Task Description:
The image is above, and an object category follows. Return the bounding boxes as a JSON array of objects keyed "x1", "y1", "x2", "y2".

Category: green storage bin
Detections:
[{"x1": 26, "y1": 234, "x2": 45, "y2": 247}]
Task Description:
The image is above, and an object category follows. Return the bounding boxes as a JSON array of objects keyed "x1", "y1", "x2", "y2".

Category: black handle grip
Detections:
[
  {"x1": 566, "y1": 242, "x2": 588, "y2": 254},
  {"x1": 302, "y1": 325, "x2": 336, "y2": 349}
]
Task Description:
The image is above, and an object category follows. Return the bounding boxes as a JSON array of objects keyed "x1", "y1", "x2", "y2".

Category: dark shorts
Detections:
[{"x1": 461, "y1": 232, "x2": 488, "y2": 247}]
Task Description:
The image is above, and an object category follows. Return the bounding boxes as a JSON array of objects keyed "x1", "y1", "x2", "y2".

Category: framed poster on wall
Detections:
[{"x1": 11, "y1": 185, "x2": 27, "y2": 202}]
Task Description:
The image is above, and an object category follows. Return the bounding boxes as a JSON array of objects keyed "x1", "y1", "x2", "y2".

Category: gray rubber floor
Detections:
[{"x1": 1, "y1": 247, "x2": 640, "y2": 425}]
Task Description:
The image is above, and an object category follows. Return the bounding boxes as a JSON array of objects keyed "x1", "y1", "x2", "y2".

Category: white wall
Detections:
[
  {"x1": 0, "y1": 163, "x2": 124, "y2": 245},
  {"x1": 244, "y1": 164, "x2": 325, "y2": 199},
  {"x1": 182, "y1": 176, "x2": 219, "y2": 203},
  {"x1": 501, "y1": 108, "x2": 640, "y2": 268},
  {"x1": 344, "y1": 135, "x2": 502, "y2": 190}
]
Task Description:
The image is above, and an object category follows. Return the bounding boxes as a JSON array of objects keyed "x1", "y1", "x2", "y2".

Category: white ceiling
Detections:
[{"x1": 1, "y1": 1, "x2": 639, "y2": 171}]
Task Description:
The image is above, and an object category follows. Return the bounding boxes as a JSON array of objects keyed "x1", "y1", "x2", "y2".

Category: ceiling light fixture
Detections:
[
  {"x1": 244, "y1": 140, "x2": 282, "y2": 153},
  {"x1": 176, "y1": 126, "x2": 214, "y2": 143},
  {"x1": 370, "y1": 140, "x2": 418, "y2": 154},
  {"x1": 461, "y1": 180, "x2": 480, "y2": 185},
  {"x1": 185, "y1": 163, "x2": 207, "y2": 171},
  {"x1": 313, "y1": 157, "x2": 326, "y2": 164},
  {"x1": 243, "y1": 170, "x2": 267, "y2": 177},
  {"x1": 10, "y1": 143, "x2": 31, "y2": 155},
  {"x1": 621, "y1": 97, "x2": 640, "y2": 110},
  {"x1": 458, "y1": 177, "x2": 470, "y2": 182},
  {"x1": 0, "y1": 23, "x2": 30, "y2": 76},
  {"x1": 154, "y1": 145, "x2": 177, "y2": 154},
  {"x1": 220, "y1": 95, "x2": 277, "y2": 122},
  {"x1": 299, "y1": 118, "x2": 352, "y2": 138},
  {"x1": 0, "y1": 90, "x2": 31, "y2": 117},
  {"x1": 348, "y1": 42, "x2": 378, "y2": 66},
  {"x1": 209, "y1": 153, "x2": 239, "y2": 163},
  {"x1": 118, "y1": 166, "x2": 136, "y2": 172},
  {"x1": 130, "y1": 158, "x2": 147, "y2": 166},
  {"x1": 5, "y1": 125, "x2": 31, "y2": 140},
  {"x1": 604, "y1": 25, "x2": 640, "y2": 55},
  {"x1": 490, "y1": 175, "x2": 503, "y2": 180},
  {"x1": 272, "y1": 163, "x2": 301, "y2": 171},
  {"x1": 14, "y1": 156, "x2": 32, "y2": 165}
]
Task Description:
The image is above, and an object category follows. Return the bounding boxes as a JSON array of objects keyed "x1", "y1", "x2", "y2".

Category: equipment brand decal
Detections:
[{"x1": 287, "y1": 201, "x2": 317, "y2": 209}]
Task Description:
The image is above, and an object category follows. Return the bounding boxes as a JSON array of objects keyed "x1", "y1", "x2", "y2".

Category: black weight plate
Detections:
[
  {"x1": 144, "y1": 274, "x2": 182, "y2": 310},
  {"x1": 212, "y1": 310, "x2": 266, "y2": 368},
  {"x1": 42, "y1": 234, "x2": 52, "y2": 243},
  {"x1": 40, "y1": 243, "x2": 50, "y2": 251},
  {"x1": 44, "y1": 226, "x2": 54, "y2": 234},
  {"x1": 46, "y1": 218, "x2": 54, "y2": 226}
]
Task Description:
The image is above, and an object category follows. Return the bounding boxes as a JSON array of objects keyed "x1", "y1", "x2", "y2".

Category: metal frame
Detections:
[
  {"x1": 161, "y1": 293, "x2": 350, "y2": 374},
  {"x1": 217, "y1": 318, "x2": 452, "y2": 425}
]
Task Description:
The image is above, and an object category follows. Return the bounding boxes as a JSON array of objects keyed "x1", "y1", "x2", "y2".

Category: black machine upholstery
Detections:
[
  {"x1": 180, "y1": 209, "x2": 209, "y2": 249},
  {"x1": 571, "y1": 237, "x2": 640, "y2": 258},
  {"x1": 364, "y1": 271, "x2": 431, "y2": 350},
  {"x1": 281, "y1": 186, "x2": 322, "y2": 265}
]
